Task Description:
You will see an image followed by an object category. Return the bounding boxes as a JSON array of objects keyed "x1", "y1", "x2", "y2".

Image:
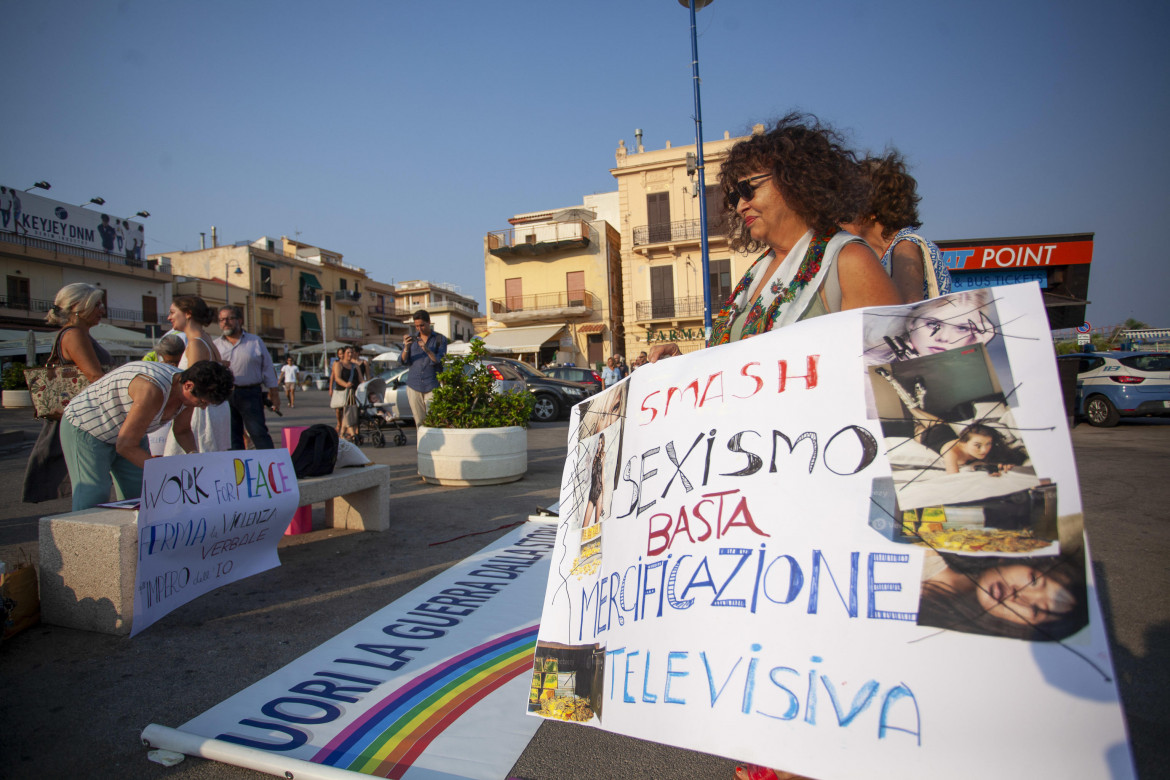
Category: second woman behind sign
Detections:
[{"x1": 163, "y1": 295, "x2": 231, "y2": 454}]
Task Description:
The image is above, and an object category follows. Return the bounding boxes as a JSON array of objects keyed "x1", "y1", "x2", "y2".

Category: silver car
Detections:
[{"x1": 377, "y1": 362, "x2": 525, "y2": 423}]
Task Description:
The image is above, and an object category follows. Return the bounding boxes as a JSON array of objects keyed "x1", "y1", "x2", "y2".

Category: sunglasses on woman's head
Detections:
[{"x1": 725, "y1": 173, "x2": 772, "y2": 208}]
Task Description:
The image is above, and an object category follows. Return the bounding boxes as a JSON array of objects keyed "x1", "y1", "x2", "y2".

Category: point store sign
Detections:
[{"x1": 940, "y1": 235, "x2": 1093, "y2": 271}]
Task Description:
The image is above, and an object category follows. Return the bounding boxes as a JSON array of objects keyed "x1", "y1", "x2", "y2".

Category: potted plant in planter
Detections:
[
  {"x1": 2, "y1": 362, "x2": 33, "y2": 409},
  {"x1": 416, "y1": 340, "x2": 536, "y2": 486}
]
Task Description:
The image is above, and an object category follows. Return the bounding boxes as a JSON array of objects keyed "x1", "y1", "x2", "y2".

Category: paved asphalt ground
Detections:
[{"x1": 0, "y1": 389, "x2": 1166, "y2": 780}]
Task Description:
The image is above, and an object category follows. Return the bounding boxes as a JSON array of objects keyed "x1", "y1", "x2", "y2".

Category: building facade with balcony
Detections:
[
  {"x1": 364, "y1": 278, "x2": 409, "y2": 348},
  {"x1": 153, "y1": 235, "x2": 377, "y2": 357},
  {"x1": 392, "y1": 280, "x2": 481, "y2": 343},
  {"x1": 610, "y1": 129, "x2": 761, "y2": 357},
  {"x1": 483, "y1": 193, "x2": 623, "y2": 368},
  {"x1": 2, "y1": 217, "x2": 172, "y2": 336}
]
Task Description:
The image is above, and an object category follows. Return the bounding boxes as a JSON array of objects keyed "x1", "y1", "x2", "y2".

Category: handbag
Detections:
[
  {"x1": 342, "y1": 389, "x2": 359, "y2": 428},
  {"x1": 330, "y1": 388, "x2": 349, "y2": 408},
  {"x1": 24, "y1": 330, "x2": 92, "y2": 421},
  {"x1": 1, "y1": 550, "x2": 40, "y2": 640}
]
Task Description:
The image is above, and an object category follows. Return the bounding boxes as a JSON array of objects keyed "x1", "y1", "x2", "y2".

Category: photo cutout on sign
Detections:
[
  {"x1": 529, "y1": 641, "x2": 605, "y2": 723},
  {"x1": 915, "y1": 532, "x2": 1088, "y2": 642},
  {"x1": 866, "y1": 342, "x2": 1059, "y2": 557},
  {"x1": 576, "y1": 382, "x2": 628, "y2": 442},
  {"x1": 862, "y1": 289, "x2": 1018, "y2": 412}
]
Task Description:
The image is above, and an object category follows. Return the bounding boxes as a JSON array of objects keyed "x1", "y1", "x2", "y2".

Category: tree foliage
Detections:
[{"x1": 423, "y1": 340, "x2": 535, "y2": 429}]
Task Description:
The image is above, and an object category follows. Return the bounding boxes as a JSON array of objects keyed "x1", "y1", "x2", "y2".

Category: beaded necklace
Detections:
[{"x1": 767, "y1": 231, "x2": 829, "y2": 305}]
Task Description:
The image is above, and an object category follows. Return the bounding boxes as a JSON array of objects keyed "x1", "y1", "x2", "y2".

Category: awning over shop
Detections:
[
  {"x1": 576, "y1": 323, "x2": 605, "y2": 334},
  {"x1": 301, "y1": 311, "x2": 321, "y2": 331},
  {"x1": 480, "y1": 323, "x2": 565, "y2": 353},
  {"x1": 289, "y1": 340, "x2": 348, "y2": 356},
  {"x1": 300, "y1": 272, "x2": 323, "y2": 290}
]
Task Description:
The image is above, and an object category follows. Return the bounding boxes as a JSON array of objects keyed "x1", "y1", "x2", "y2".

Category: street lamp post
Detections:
[
  {"x1": 677, "y1": 0, "x2": 715, "y2": 335},
  {"x1": 24, "y1": 181, "x2": 50, "y2": 192},
  {"x1": 225, "y1": 259, "x2": 244, "y2": 309},
  {"x1": 80, "y1": 197, "x2": 106, "y2": 208}
]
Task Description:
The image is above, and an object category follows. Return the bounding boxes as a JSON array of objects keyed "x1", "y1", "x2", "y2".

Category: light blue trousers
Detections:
[{"x1": 59, "y1": 418, "x2": 145, "y2": 511}]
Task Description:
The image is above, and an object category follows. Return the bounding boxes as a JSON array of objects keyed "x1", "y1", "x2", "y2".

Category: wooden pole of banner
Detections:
[{"x1": 141, "y1": 724, "x2": 358, "y2": 780}]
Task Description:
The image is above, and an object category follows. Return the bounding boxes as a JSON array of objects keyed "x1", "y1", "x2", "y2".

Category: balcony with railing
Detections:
[
  {"x1": 301, "y1": 328, "x2": 322, "y2": 343},
  {"x1": 258, "y1": 325, "x2": 285, "y2": 340},
  {"x1": 0, "y1": 294, "x2": 53, "y2": 318},
  {"x1": 106, "y1": 307, "x2": 168, "y2": 325},
  {"x1": 334, "y1": 289, "x2": 362, "y2": 302},
  {"x1": 298, "y1": 288, "x2": 320, "y2": 305},
  {"x1": 0, "y1": 230, "x2": 172, "y2": 273},
  {"x1": 426, "y1": 298, "x2": 481, "y2": 317},
  {"x1": 635, "y1": 295, "x2": 706, "y2": 322},
  {"x1": 632, "y1": 217, "x2": 726, "y2": 248},
  {"x1": 368, "y1": 303, "x2": 412, "y2": 318},
  {"x1": 336, "y1": 326, "x2": 363, "y2": 339},
  {"x1": 487, "y1": 220, "x2": 592, "y2": 258},
  {"x1": 489, "y1": 290, "x2": 598, "y2": 324},
  {"x1": 1, "y1": 293, "x2": 166, "y2": 328},
  {"x1": 255, "y1": 281, "x2": 284, "y2": 299}
]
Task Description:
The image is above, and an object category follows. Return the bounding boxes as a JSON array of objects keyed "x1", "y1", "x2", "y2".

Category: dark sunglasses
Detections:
[{"x1": 725, "y1": 173, "x2": 772, "y2": 208}]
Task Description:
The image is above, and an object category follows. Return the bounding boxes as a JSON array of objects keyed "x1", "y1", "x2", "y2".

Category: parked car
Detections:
[
  {"x1": 295, "y1": 370, "x2": 327, "y2": 390},
  {"x1": 483, "y1": 357, "x2": 592, "y2": 422},
  {"x1": 377, "y1": 362, "x2": 525, "y2": 423},
  {"x1": 1056, "y1": 351, "x2": 1170, "y2": 427},
  {"x1": 544, "y1": 365, "x2": 603, "y2": 395}
]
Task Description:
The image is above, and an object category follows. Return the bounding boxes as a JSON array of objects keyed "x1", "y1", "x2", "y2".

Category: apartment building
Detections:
[
  {"x1": 482, "y1": 192, "x2": 623, "y2": 368},
  {"x1": 392, "y1": 280, "x2": 481, "y2": 343},
  {"x1": 610, "y1": 129, "x2": 760, "y2": 357},
  {"x1": 1, "y1": 185, "x2": 171, "y2": 335},
  {"x1": 153, "y1": 235, "x2": 372, "y2": 355},
  {"x1": 364, "y1": 277, "x2": 409, "y2": 347}
]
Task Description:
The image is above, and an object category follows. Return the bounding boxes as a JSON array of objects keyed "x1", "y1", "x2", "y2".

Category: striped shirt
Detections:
[{"x1": 63, "y1": 361, "x2": 181, "y2": 443}]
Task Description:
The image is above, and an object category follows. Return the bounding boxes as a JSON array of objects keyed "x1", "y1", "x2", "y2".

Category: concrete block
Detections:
[
  {"x1": 38, "y1": 464, "x2": 392, "y2": 635},
  {"x1": 39, "y1": 508, "x2": 138, "y2": 635},
  {"x1": 298, "y1": 465, "x2": 390, "y2": 532}
]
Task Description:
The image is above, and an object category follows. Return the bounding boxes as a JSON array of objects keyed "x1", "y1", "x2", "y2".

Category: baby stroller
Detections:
[{"x1": 350, "y1": 376, "x2": 409, "y2": 447}]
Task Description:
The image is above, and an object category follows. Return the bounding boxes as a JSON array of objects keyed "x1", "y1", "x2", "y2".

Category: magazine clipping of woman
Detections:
[{"x1": 861, "y1": 288, "x2": 1088, "y2": 642}]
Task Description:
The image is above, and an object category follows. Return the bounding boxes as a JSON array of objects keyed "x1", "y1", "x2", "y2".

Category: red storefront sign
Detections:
[{"x1": 939, "y1": 235, "x2": 1093, "y2": 271}]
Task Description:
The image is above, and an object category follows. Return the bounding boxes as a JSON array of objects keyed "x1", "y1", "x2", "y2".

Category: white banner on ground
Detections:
[
  {"x1": 132, "y1": 450, "x2": 299, "y2": 636},
  {"x1": 532, "y1": 284, "x2": 1133, "y2": 779},
  {"x1": 165, "y1": 521, "x2": 556, "y2": 779}
]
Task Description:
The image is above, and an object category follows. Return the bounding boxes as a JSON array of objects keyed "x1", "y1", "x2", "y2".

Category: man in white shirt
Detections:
[
  {"x1": 213, "y1": 306, "x2": 279, "y2": 449},
  {"x1": 279, "y1": 356, "x2": 300, "y2": 408}
]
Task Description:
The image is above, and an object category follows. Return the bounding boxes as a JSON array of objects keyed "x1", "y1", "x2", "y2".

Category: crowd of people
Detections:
[
  {"x1": 11, "y1": 110, "x2": 1090, "y2": 780},
  {"x1": 19, "y1": 284, "x2": 286, "y2": 512}
]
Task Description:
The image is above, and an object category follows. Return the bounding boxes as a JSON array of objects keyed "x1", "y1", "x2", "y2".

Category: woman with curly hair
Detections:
[
  {"x1": 844, "y1": 150, "x2": 952, "y2": 303},
  {"x1": 709, "y1": 113, "x2": 900, "y2": 347}
]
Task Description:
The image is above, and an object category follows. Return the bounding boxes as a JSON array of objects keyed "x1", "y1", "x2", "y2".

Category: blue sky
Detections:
[{"x1": 3, "y1": 0, "x2": 1167, "y2": 327}]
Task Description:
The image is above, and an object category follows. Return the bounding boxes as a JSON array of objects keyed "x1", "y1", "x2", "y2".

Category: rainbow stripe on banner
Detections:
[{"x1": 313, "y1": 624, "x2": 539, "y2": 778}]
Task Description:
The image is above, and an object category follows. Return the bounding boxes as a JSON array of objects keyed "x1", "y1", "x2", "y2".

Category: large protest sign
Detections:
[
  {"x1": 133, "y1": 450, "x2": 300, "y2": 636},
  {"x1": 532, "y1": 284, "x2": 1133, "y2": 779},
  {"x1": 151, "y1": 521, "x2": 556, "y2": 779}
]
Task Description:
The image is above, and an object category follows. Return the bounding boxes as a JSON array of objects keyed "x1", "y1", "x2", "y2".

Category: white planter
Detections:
[
  {"x1": 2, "y1": 389, "x2": 32, "y2": 409},
  {"x1": 416, "y1": 425, "x2": 527, "y2": 486},
  {"x1": 314, "y1": 379, "x2": 328, "y2": 390}
]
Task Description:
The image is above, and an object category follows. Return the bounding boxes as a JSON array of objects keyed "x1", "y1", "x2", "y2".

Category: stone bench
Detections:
[{"x1": 38, "y1": 464, "x2": 390, "y2": 636}]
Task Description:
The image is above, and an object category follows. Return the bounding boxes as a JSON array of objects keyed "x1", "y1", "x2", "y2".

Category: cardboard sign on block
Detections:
[
  {"x1": 532, "y1": 284, "x2": 1133, "y2": 780},
  {"x1": 132, "y1": 449, "x2": 299, "y2": 636}
]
